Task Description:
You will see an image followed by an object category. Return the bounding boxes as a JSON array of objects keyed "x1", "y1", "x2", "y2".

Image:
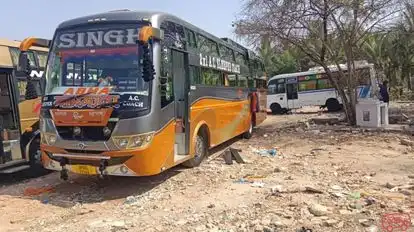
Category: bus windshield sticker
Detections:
[
  {"x1": 199, "y1": 53, "x2": 240, "y2": 74},
  {"x1": 121, "y1": 94, "x2": 146, "y2": 108},
  {"x1": 60, "y1": 87, "x2": 113, "y2": 95},
  {"x1": 57, "y1": 28, "x2": 140, "y2": 49},
  {"x1": 54, "y1": 95, "x2": 119, "y2": 109}
]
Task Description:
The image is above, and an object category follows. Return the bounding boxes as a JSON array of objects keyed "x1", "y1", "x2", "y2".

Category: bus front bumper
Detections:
[
  {"x1": 40, "y1": 143, "x2": 174, "y2": 177},
  {"x1": 43, "y1": 156, "x2": 138, "y2": 176}
]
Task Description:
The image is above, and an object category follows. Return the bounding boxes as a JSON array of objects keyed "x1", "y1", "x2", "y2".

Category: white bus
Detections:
[{"x1": 267, "y1": 61, "x2": 377, "y2": 114}]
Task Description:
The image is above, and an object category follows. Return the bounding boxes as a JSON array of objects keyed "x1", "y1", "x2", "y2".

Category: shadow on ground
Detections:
[
  {"x1": 0, "y1": 115, "x2": 303, "y2": 209},
  {"x1": 0, "y1": 163, "x2": 184, "y2": 208},
  {"x1": 0, "y1": 137, "x2": 244, "y2": 209}
]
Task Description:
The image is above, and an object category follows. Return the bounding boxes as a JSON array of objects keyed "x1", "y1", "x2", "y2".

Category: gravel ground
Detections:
[{"x1": 0, "y1": 112, "x2": 414, "y2": 232}]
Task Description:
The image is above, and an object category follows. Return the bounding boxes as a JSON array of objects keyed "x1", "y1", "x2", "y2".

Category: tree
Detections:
[
  {"x1": 271, "y1": 50, "x2": 298, "y2": 75},
  {"x1": 397, "y1": 2, "x2": 414, "y2": 89},
  {"x1": 257, "y1": 35, "x2": 274, "y2": 71},
  {"x1": 235, "y1": 0, "x2": 403, "y2": 125},
  {"x1": 361, "y1": 33, "x2": 389, "y2": 80},
  {"x1": 256, "y1": 35, "x2": 298, "y2": 76}
]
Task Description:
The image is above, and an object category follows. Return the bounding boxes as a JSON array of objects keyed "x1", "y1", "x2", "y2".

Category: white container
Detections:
[{"x1": 355, "y1": 99, "x2": 389, "y2": 128}]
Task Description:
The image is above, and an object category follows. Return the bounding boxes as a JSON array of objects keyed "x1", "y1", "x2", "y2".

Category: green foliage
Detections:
[
  {"x1": 253, "y1": 2, "x2": 414, "y2": 94},
  {"x1": 256, "y1": 36, "x2": 299, "y2": 77},
  {"x1": 357, "y1": 2, "x2": 414, "y2": 91},
  {"x1": 271, "y1": 50, "x2": 298, "y2": 75}
]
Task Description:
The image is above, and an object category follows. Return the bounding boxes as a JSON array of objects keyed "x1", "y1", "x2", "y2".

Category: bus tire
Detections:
[
  {"x1": 182, "y1": 133, "x2": 208, "y2": 168},
  {"x1": 270, "y1": 103, "x2": 282, "y2": 115},
  {"x1": 28, "y1": 135, "x2": 49, "y2": 176},
  {"x1": 326, "y1": 98, "x2": 341, "y2": 112},
  {"x1": 242, "y1": 119, "x2": 253, "y2": 139}
]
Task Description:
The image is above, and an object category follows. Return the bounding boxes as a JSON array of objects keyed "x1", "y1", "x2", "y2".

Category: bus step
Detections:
[{"x1": 0, "y1": 165, "x2": 31, "y2": 174}]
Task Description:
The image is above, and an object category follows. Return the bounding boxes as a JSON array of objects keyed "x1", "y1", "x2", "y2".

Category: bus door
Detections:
[
  {"x1": 0, "y1": 68, "x2": 24, "y2": 168},
  {"x1": 171, "y1": 49, "x2": 190, "y2": 157},
  {"x1": 286, "y1": 77, "x2": 299, "y2": 109}
]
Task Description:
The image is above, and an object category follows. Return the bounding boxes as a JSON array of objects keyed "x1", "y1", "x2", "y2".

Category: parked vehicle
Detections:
[
  {"x1": 0, "y1": 38, "x2": 49, "y2": 174},
  {"x1": 17, "y1": 11, "x2": 267, "y2": 179},
  {"x1": 267, "y1": 61, "x2": 377, "y2": 114}
]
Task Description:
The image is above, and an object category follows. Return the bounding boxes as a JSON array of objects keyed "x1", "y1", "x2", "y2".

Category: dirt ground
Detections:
[{"x1": 1, "y1": 111, "x2": 414, "y2": 232}]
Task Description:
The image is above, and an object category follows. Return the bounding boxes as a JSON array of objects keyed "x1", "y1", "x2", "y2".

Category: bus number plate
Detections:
[{"x1": 71, "y1": 165, "x2": 97, "y2": 175}]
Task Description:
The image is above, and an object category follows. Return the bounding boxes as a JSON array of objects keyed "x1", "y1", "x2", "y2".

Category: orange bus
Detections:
[{"x1": 18, "y1": 10, "x2": 267, "y2": 179}]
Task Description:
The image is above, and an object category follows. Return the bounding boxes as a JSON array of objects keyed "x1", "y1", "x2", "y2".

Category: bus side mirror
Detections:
[
  {"x1": 139, "y1": 41, "x2": 155, "y2": 82},
  {"x1": 25, "y1": 81, "x2": 38, "y2": 100},
  {"x1": 17, "y1": 52, "x2": 31, "y2": 75},
  {"x1": 137, "y1": 26, "x2": 163, "y2": 82}
]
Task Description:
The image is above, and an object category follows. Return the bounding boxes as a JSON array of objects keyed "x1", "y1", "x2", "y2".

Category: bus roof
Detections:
[
  {"x1": 0, "y1": 38, "x2": 48, "y2": 52},
  {"x1": 268, "y1": 70, "x2": 319, "y2": 82},
  {"x1": 268, "y1": 61, "x2": 375, "y2": 83},
  {"x1": 56, "y1": 10, "x2": 248, "y2": 54},
  {"x1": 0, "y1": 38, "x2": 49, "y2": 68}
]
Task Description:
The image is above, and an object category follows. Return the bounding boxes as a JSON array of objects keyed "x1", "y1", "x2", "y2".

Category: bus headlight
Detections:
[
  {"x1": 41, "y1": 132, "x2": 57, "y2": 145},
  {"x1": 112, "y1": 132, "x2": 154, "y2": 150}
]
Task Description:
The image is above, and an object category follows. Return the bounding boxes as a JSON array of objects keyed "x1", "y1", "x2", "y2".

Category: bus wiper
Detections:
[{"x1": 55, "y1": 92, "x2": 93, "y2": 105}]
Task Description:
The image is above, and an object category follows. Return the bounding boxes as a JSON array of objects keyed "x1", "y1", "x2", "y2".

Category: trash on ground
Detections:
[
  {"x1": 234, "y1": 174, "x2": 267, "y2": 184},
  {"x1": 365, "y1": 196, "x2": 377, "y2": 206},
  {"x1": 234, "y1": 178, "x2": 250, "y2": 184},
  {"x1": 253, "y1": 148, "x2": 278, "y2": 157},
  {"x1": 23, "y1": 186, "x2": 55, "y2": 196},
  {"x1": 251, "y1": 182, "x2": 265, "y2": 188},
  {"x1": 296, "y1": 226, "x2": 313, "y2": 232},
  {"x1": 348, "y1": 191, "x2": 361, "y2": 199}
]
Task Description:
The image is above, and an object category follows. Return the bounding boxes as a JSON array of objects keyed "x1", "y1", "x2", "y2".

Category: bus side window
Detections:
[
  {"x1": 299, "y1": 80, "x2": 317, "y2": 91},
  {"x1": 16, "y1": 80, "x2": 41, "y2": 102},
  {"x1": 185, "y1": 28, "x2": 197, "y2": 48},
  {"x1": 317, "y1": 78, "x2": 333, "y2": 89},
  {"x1": 277, "y1": 82, "x2": 286, "y2": 93},
  {"x1": 201, "y1": 68, "x2": 221, "y2": 86},
  {"x1": 160, "y1": 21, "x2": 174, "y2": 108},
  {"x1": 238, "y1": 74, "x2": 248, "y2": 87},
  {"x1": 9, "y1": 47, "x2": 37, "y2": 68},
  {"x1": 162, "y1": 21, "x2": 185, "y2": 49},
  {"x1": 268, "y1": 79, "x2": 285, "y2": 94},
  {"x1": 36, "y1": 51, "x2": 48, "y2": 68},
  {"x1": 198, "y1": 34, "x2": 219, "y2": 57},
  {"x1": 223, "y1": 73, "x2": 228, "y2": 86},
  {"x1": 228, "y1": 74, "x2": 237, "y2": 87},
  {"x1": 248, "y1": 77, "x2": 255, "y2": 88},
  {"x1": 189, "y1": 66, "x2": 200, "y2": 85},
  {"x1": 174, "y1": 24, "x2": 186, "y2": 49}
]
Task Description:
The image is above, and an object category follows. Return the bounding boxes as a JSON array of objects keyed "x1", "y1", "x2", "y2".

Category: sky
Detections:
[{"x1": 0, "y1": 0, "x2": 245, "y2": 44}]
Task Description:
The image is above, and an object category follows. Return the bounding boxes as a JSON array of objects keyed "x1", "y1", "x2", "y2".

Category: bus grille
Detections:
[{"x1": 56, "y1": 122, "x2": 116, "y2": 141}]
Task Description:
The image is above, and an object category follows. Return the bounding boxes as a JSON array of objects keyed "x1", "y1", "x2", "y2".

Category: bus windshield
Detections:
[{"x1": 45, "y1": 24, "x2": 149, "y2": 96}]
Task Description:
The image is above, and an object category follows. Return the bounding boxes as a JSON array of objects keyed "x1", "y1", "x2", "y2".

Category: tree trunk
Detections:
[{"x1": 323, "y1": 67, "x2": 356, "y2": 125}]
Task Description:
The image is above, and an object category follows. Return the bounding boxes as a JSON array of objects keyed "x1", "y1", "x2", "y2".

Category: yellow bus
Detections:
[
  {"x1": 0, "y1": 38, "x2": 48, "y2": 174},
  {"x1": 18, "y1": 11, "x2": 267, "y2": 179}
]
